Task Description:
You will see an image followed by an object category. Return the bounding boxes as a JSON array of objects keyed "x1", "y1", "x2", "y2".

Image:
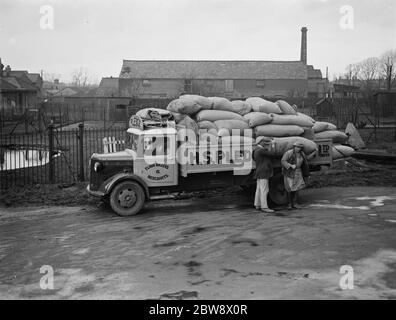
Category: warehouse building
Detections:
[{"x1": 98, "y1": 27, "x2": 327, "y2": 100}]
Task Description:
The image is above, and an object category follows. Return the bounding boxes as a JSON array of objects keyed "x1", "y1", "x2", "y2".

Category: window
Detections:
[
  {"x1": 256, "y1": 80, "x2": 265, "y2": 88},
  {"x1": 225, "y1": 80, "x2": 234, "y2": 92},
  {"x1": 184, "y1": 79, "x2": 192, "y2": 93},
  {"x1": 126, "y1": 133, "x2": 140, "y2": 152},
  {"x1": 142, "y1": 79, "x2": 151, "y2": 87}
]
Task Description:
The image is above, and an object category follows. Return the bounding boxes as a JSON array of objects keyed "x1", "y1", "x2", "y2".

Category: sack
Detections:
[
  {"x1": 301, "y1": 127, "x2": 315, "y2": 140},
  {"x1": 208, "y1": 97, "x2": 233, "y2": 111},
  {"x1": 136, "y1": 108, "x2": 174, "y2": 121},
  {"x1": 255, "y1": 136, "x2": 317, "y2": 157},
  {"x1": 313, "y1": 121, "x2": 337, "y2": 133},
  {"x1": 315, "y1": 130, "x2": 348, "y2": 144},
  {"x1": 180, "y1": 94, "x2": 213, "y2": 110},
  {"x1": 178, "y1": 115, "x2": 199, "y2": 135},
  {"x1": 229, "y1": 100, "x2": 252, "y2": 115},
  {"x1": 243, "y1": 112, "x2": 272, "y2": 127},
  {"x1": 198, "y1": 121, "x2": 217, "y2": 130},
  {"x1": 275, "y1": 100, "x2": 297, "y2": 115},
  {"x1": 217, "y1": 128, "x2": 230, "y2": 137},
  {"x1": 214, "y1": 119, "x2": 249, "y2": 136},
  {"x1": 172, "y1": 112, "x2": 186, "y2": 123},
  {"x1": 195, "y1": 110, "x2": 245, "y2": 122},
  {"x1": 220, "y1": 135, "x2": 255, "y2": 146},
  {"x1": 270, "y1": 114, "x2": 314, "y2": 127},
  {"x1": 297, "y1": 112, "x2": 316, "y2": 123},
  {"x1": 167, "y1": 98, "x2": 202, "y2": 116},
  {"x1": 332, "y1": 145, "x2": 355, "y2": 160},
  {"x1": 246, "y1": 97, "x2": 282, "y2": 114},
  {"x1": 255, "y1": 124, "x2": 304, "y2": 137}
]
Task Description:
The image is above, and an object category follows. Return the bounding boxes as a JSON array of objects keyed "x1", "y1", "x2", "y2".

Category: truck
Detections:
[{"x1": 87, "y1": 115, "x2": 334, "y2": 216}]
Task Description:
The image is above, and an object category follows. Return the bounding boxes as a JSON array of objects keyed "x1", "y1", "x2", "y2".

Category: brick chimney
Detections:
[
  {"x1": 300, "y1": 27, "x2": 308, "y2": 64},
  {"x1": 0, "y1": 58, "x2": 4, "y2": 78},
  {"x1": 4, "y1": 65, "x2": 11, "y2": 77}
]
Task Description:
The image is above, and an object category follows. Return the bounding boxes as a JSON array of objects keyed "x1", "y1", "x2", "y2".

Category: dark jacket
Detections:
[
  {"x1": 281, "y1": 149, "x2": 310, "y2": 179},
  {"x1": 253, "y1": 147, "x2": 273, "y2": 179}
]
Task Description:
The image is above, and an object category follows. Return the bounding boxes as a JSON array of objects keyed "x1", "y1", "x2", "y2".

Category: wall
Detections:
[
  {"x1": 118, "y1": 78, "x2": 308, "y2": 99},
  {"x1": 234, "y1": 79, "x2": 307, "y2": 98},
  {"x1": 119, "y1": 78, "x2": 183, "y2": 98},
  {"x1": 308, "y1": 79, "x2": 327, "y2": 98}
]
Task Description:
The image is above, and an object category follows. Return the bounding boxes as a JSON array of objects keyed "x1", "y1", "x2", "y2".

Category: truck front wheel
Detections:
[{"x1": 109, "y1": 181, "x2": 145, "y2": 216}]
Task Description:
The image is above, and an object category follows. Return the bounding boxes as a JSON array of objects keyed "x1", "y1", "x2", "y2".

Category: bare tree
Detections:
[
  {"x1": 357, "y1": 57, "x2": 380, "y2": 84},
  {"x1": 379, "y1": 49, "x2": 396, "y2": 89},
  {"x1": 71, "y1": 67, "x2": 91, "y2": 87},
  {"x1": 345, "y1": 63, "x2": 361, "y2": 85}
]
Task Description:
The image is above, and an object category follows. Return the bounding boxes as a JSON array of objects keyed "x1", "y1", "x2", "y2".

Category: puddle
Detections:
[
  {"x1": 309, "y1": 204, "x2": 370, "y2": 211},
  {"x1": 309, "y1": 195, "x2": 396, "y2": 211},
  {"x1": 356, "y1": 196, "x2": 396, "y2": 207},
  {"x1": 0, "y1": 147, "x2": 61, "y2": 171}
]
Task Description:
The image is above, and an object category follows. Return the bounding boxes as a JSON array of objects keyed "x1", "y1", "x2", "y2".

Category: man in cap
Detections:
[
  {"x1": 253, "y1": 137, "x2": 275, "y2": 214},
  {"x1": 281, "y1": 141, "x2": 310, "y2": 209}
]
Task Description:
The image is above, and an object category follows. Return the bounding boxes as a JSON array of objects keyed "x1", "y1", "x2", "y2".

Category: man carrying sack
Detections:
[{"x1": 253, "y1": 137, "x2": 275, "y2": 214}]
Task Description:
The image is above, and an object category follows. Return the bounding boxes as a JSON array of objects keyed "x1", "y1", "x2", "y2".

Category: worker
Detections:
[
  {"x1": 281, "y1": 142, "x2": 310, "y2": 210},
  {"x1": 253, "y1": 137, "x2": 274, "y2": 214}
]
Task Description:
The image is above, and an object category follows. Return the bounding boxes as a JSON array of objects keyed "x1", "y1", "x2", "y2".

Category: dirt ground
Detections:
[
  {"x1": 1, "y1": 181, "x2": 396, "y2": 299},
  {"x1": 1, "y1": 159, "x2": 396, "y2": 207}
]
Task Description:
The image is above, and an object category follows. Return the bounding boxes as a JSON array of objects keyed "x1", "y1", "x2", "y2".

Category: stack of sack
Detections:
[
  {"x1": 166, "y1": 94, "x2": 354, "y2": 159},
  {"x1": 312, "y1": 121, "x2": 354, "y2": 160},
  {"x1": 168, "y1": 95, "x2": 251, "y2": 138}
]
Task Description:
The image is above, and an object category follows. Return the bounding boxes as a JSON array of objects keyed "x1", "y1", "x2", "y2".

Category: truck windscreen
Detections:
[{"x1": 126, "y1": 133, "x2": 139, "y2": 152}]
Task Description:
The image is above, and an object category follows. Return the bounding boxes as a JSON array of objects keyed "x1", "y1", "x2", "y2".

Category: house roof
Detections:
[
  {"x1": 0, "y1": 76, "x2": 37, "y2": 92},
  {"x1": 52, "y1": 86, "x2": 98, "y2": 97},
  {"x1": 26, "y1": 73, "x2": 42, "y2": 84},
  {"x1": 373, "y1": 89, "x2": 396, "y2": 96},
  {"x1": 0, "y1": 78, "x2": 18, "y2": 91},
  {"x1": 120, "y1": 60, "x2": 308, "y2": 80},
  {"x1": 96, "y1": 77, "x2": 119, "y2": 96},
  {"x1": 333, "y1": 83, "x2": 360, "y2": 92}
]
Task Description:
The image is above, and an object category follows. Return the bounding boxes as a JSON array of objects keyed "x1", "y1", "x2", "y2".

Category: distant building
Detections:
[
  {"x1": 98, "y1": 27, "x2": 328, "y2": 100},
  {"x1": 331, "y1": 83, "x2": 361, "y2": 99},
  {"x1": 0, "y1": 59, "x2": 43, "y2": 113},
  {"x1": 373, "y1": 90, "x2": 396, "y2": 117},
  {"x1": 96, "y1": 77, "x2": 120, "y2": 97}
]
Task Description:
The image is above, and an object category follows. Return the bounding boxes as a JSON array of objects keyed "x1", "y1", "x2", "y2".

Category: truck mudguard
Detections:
[{"x1": 100, "y1": 172, "x2": 150, "y2": 199}]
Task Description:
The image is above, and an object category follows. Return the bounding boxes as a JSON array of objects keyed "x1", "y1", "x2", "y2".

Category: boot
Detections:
[
  {"x1": 287, "y1": 193, "x2": 293, "y2": 210},
  {"x1": 291, "y1": 192, "x2": 298, "y2": 210}
]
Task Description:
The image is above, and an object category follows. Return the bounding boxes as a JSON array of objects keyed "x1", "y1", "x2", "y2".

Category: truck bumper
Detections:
[{"x1": 86, "y1": 185, "x2": 105, "y2": 198}]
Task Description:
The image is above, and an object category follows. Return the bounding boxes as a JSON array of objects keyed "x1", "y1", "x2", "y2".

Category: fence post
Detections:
[
  {"x1": 78, "y1": 123, "x2": 85, "y2": 181},
  {"x1": 48, "y1": 123, "x2": 54, "y2": 183}
]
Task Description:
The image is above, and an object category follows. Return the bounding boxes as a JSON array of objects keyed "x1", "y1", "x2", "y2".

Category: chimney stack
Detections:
[
  {"x1": 0, "y1": 58, "x2": 4, "y2": 78},
  {"x1": 300, "y1": 27, "x2": 308, "y2": 64}
]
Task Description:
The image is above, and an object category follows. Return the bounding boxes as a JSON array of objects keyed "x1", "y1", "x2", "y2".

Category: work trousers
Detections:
[{"x1": 254, "y1": 179, "x2": 269, "y2": 209}]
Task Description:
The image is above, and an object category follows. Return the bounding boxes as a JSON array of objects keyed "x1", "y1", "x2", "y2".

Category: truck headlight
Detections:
[{"x1": 94, "y1": 162, "x2": 103, "y2": 172}]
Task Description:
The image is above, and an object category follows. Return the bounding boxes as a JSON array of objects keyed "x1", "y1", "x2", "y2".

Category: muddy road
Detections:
[{"x1": 1, "y1": 186, "x2": 396, "y2": 299}]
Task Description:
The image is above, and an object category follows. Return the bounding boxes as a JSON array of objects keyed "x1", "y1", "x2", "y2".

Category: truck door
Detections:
[{"x1": 134, "y1": 133, "x2": 178, "y2": 187}]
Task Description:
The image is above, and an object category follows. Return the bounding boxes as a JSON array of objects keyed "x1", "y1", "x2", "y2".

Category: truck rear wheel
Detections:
[
  {"x1": 109, "y1": 181, "x2": 145, "y2": 216},
  {"x1": 269, "y1": 173, "x2": 288, "y2": 206}
]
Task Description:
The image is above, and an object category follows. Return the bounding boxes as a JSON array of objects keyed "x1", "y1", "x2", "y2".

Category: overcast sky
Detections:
[{"x1": 0, "y1": 0, "x2": 395, "y2": 83}]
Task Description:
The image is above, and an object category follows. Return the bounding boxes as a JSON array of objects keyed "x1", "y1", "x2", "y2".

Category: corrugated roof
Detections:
[{"x1": 120, "y1": 60, "x2": 308, "y2": 80}]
